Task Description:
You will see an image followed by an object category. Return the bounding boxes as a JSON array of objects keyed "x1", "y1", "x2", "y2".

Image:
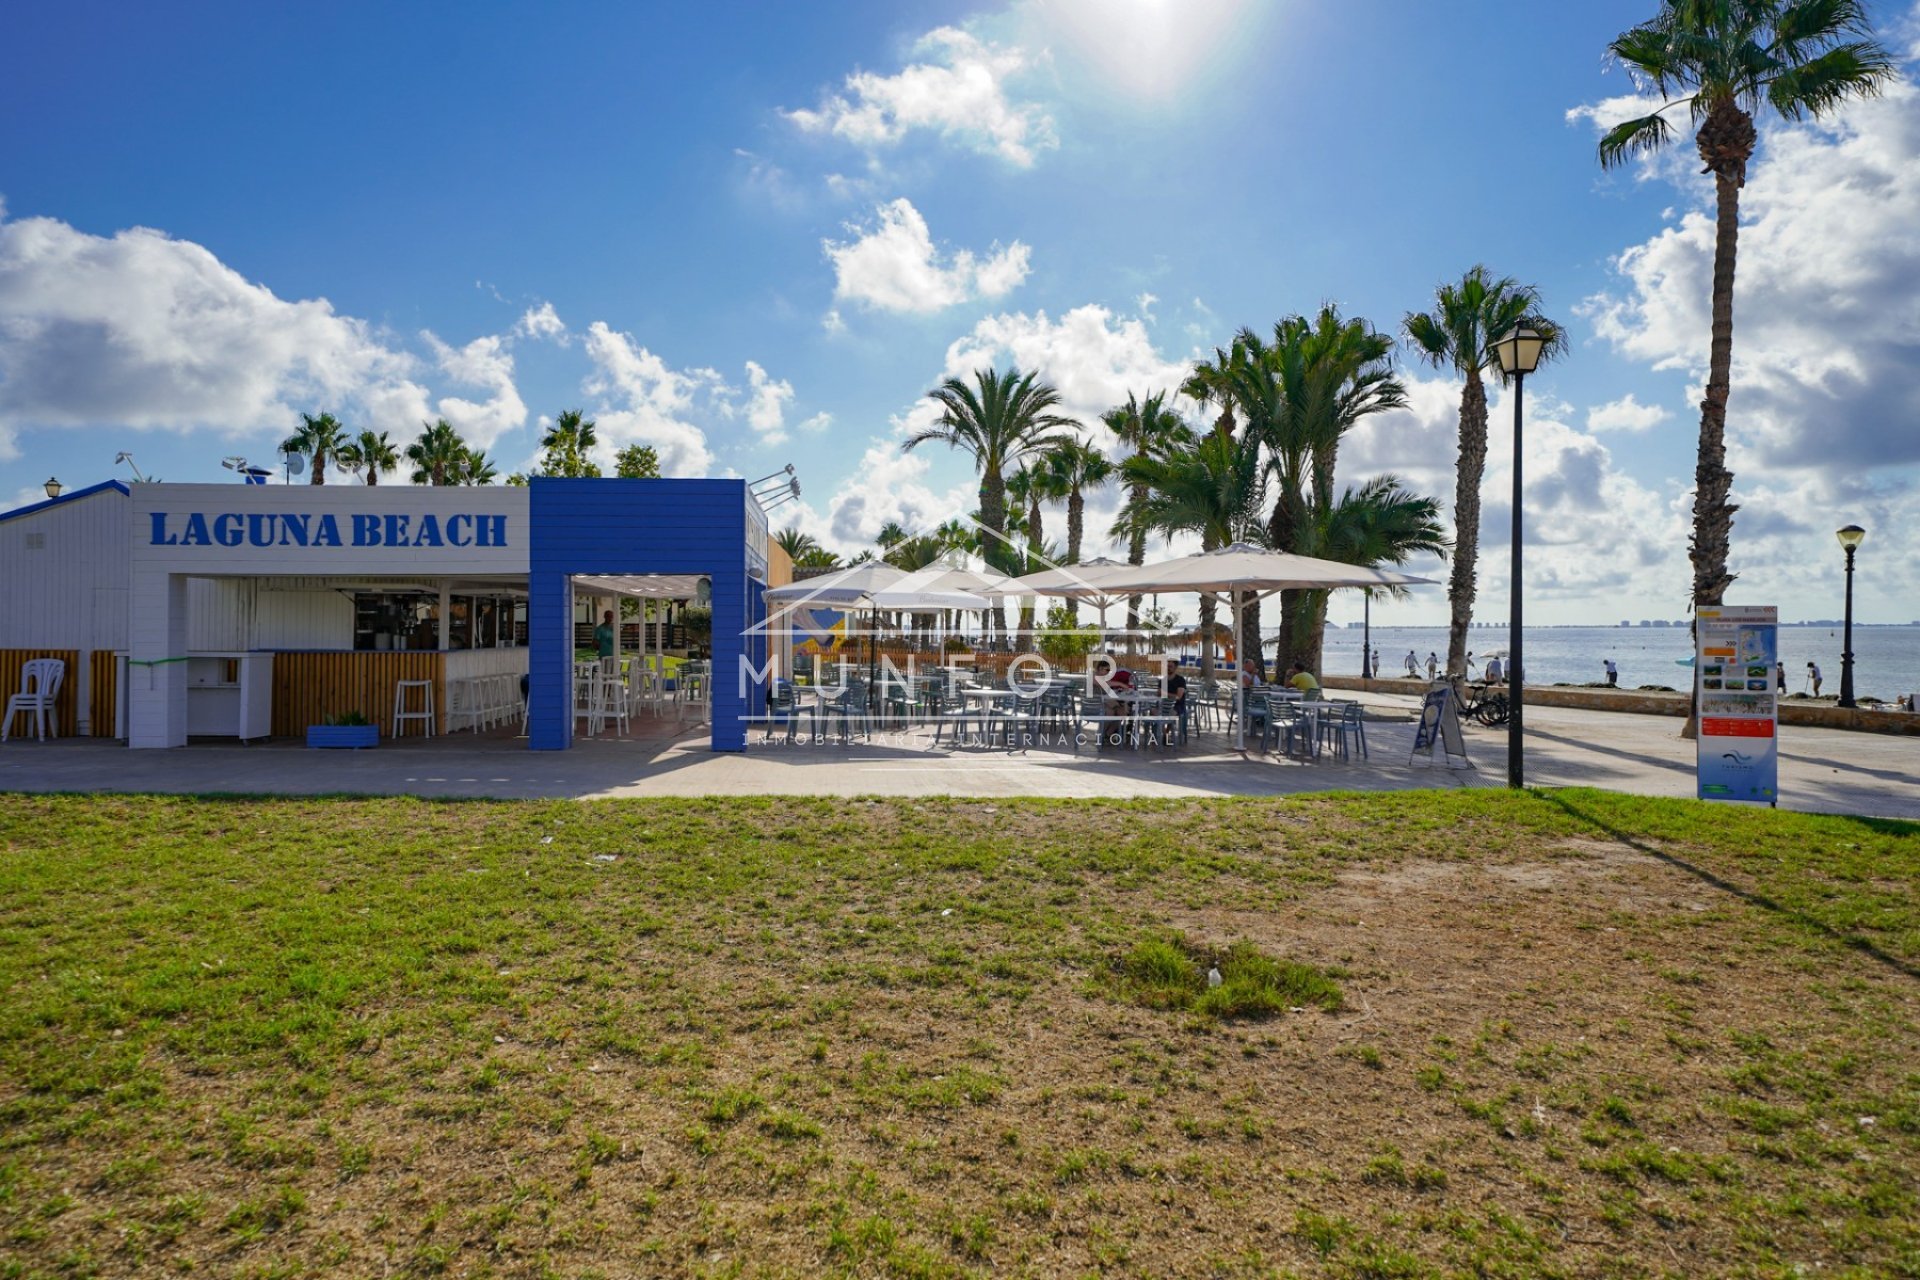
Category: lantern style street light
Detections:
[
  {"x1": 1836, "y1": 524, "x2": 1866, "y2": 709},
  {"x1": 43, "y1": 477, "x2": 62, "y2": 500},
  {"x1": 1490, "y1": 326, "x2": 1547, "y2": 789}
]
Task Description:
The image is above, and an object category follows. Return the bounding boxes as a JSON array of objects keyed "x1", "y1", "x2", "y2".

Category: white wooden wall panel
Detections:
[{"x1": 0, "y1": 489, "x2": 129, "y2": 649}]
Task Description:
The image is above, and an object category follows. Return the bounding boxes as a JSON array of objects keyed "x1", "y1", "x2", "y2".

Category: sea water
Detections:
[{"x1": 1314, "y1": 624, "x2": 1920, "y2": 702}]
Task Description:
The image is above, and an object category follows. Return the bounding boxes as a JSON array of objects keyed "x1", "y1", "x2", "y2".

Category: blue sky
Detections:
[{"x1": 3, "y1": 0, "x2": 1917, "y2": 625}]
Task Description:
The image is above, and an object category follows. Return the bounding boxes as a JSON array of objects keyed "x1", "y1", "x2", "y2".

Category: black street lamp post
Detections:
[
  {"x1": 1491, "y1": 327, "x2": 1547, "y2": 789},
  {"x1": 1836, "y1": 524, "x2": 1865, "y2": 709}
]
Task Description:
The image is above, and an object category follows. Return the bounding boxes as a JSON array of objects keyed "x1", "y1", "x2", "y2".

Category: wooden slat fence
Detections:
[
  {"x1": 89, "y1": 650, "x2": 118, "y2": 737},
  {"x1": 0, "y1": 649, "x2": 80, "y2": 739},
  {"x1": 271, "y1": 652, "x2": 445, "y2": 739}
]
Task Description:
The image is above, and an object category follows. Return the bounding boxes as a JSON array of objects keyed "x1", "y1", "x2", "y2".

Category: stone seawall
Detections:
[{"x1": 1323, "y1": 676, "x2": 1920, "y2": 737}]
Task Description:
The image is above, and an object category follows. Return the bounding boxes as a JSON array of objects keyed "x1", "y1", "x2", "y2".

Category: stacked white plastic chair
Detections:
[{"x1": 1, "y1": 658, "x2": 66, "y2": 743}]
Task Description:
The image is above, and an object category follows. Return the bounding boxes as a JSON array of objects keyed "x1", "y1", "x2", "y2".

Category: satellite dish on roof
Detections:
[{"x1": 284, "y1": 452, "x2": 306, "y2": 476}]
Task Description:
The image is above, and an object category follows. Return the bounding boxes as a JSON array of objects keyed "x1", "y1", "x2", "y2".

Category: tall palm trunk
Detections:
[
  {"x1": 1692, "y1": 99, "x2": 1748, "y2": 611},
  {"x1": 1066, "y1": 486, "x2": 1086, "y2": 624},
  {"x1": 1445, "y1": 372, "x2": 1489, "y2": 678},
  {"x1": 1683, "y1": 101, "x2": 1753, "y2": 739},
  {"x1": 1124, "y1": 472, "x2": 1148, "y2": 634},
  {"x1": 979, "y1": 471, "x2": 1010, "y2": 645},
  {"x1": 1198, "y1": 526, "x2": 1221, "y2": 685},
  {"x1": 1018, "y1": 494, "x2": 1042, "y2": 648},
  {"x1": 366, "y1": 469, "x2": 378, "y2": 486}
]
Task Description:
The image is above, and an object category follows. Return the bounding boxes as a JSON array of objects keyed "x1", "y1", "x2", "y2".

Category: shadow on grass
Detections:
[{"x1": 1542, "y1": 792, "x2": 1920, "y2": 984}]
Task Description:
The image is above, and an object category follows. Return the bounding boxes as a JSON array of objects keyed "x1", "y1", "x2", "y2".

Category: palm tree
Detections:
[
  {"x1": 1291, "y1": 476, "x2": 1451, "y2": 674},
  {"x1": 1597, "y1": 1, "x2": 1893, "y2": 613},
  {"x1": 1405, "y1": 267, "x2": 1565, "y2": 680},
  {"x1": 406, "y1": 419, "x2": 468, "y2": 486},
  {"x1": 1126, "y1": 430, "x2": 1267, "y2": 685},
  {"x1": 1230, "y1": 307, "x2": 1408, "y2": 671},
  {"x1": 794, "y1": 546, "x2": 842, "y2": 570},
  {"x1": 932, "y1": 518, "x2": 979, "y2": 559},
  {"x1": 282, "y1": 412, "x2": 349, "y2": 485},
  {"x1": 462, "y1": 448, "x2": 498, "y2": 485},
  {"x1": 774, "y1": 527, "x2": 820, "y2": 563},
  {"x1": 1036, "y1": 437, "x2": 1115, "y2": 623},
  {"x1": 540, "y1": 409, "x2": 602, "y2": 478},
  {"x1": 1104, "y1": 391, "x2": 1194, "y2": 631},
  {"x1": 903, "y1": 366, "x2": 1079, "y2": 642},
  {"x1": 336, "y1": 429, "x2": 400, "y2": 486}
]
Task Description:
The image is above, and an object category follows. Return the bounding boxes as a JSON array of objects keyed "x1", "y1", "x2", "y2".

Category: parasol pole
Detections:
[{"x1": 1234, "y1": 587, "x2": 1246, "y2": 753}]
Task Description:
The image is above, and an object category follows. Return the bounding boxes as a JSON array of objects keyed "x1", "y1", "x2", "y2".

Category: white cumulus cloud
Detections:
[
  {"x1": 580, "y1": 321, "x2": 721, "y2": 477},
  {"x1": 742, "y1": 360, "x2": 794, "y2": 443},
  {"x1": 512, "y1": 301, "x2": 567, "y2": 343},
  {"x1": 1578, "y1": 77, "x2": 1920, "y2": 476},
  {"x1": 1586, "y1": 393, "x2": 1672, "y2": 434},
  {"x1": 784, "y1": 27, "x2": 1056, "y2": 168},
  {"x1": 0, "y1": 206, "x2": 436, "y2": 460},
  {"x1": 423, "y1": 333, "x2": 528, "y2": 449},
  {"x1": 825, "y1": 198, "x2": 1031, "y2": 313},
  {"x1": 940, "y1": 303, "x2": 1197, "y2": 446}
]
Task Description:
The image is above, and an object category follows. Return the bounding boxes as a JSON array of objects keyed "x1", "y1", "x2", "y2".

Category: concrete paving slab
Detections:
[{"x1": 1, "y1": 696, "x2": 1913, "y2": 818}]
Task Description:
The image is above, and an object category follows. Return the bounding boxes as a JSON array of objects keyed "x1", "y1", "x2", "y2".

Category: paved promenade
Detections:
[{"x1": 2, "y1": 691, "x2": 1913, "y2": 818}]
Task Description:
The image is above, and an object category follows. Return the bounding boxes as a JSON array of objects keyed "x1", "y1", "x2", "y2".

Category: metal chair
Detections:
[
  {"x1": 1320, "y1": 699, "x2": 1368, "y2": 760},
  {"x1": 988, "y1": 692, "x2": 1043, "y2": 752},
  {"x1": 819, "y1": 682, "x2": 872, "y2": 743},
  {"x1": 2, "y1": 659, "x2": 65, "y2": 743},
  {"x1": 764, "y1": 682, "x2": 817, "y2": 743},
  {"x1": 1137, "y1": 696, "x2": 1180, "y2": 749},
  {"x1": 930, "y1": 691, "x2": 992, "y2": 748}
]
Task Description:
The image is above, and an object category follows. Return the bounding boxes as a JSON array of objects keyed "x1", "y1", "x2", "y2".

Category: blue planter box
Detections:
[{"x1": 307, "y1": 724, "x2": 379, "y2": 749}]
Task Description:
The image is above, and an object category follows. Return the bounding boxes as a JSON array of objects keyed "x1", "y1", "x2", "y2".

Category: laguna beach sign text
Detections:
[{"x1": 148, "y1": 511, "x2": 510, "y2": 550}]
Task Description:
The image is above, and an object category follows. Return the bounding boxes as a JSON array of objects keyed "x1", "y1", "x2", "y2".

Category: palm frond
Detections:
[
  {"x1": 1765, "y1": 41, "x2": 1897, "y2": 119},
  {"x1": 1598, "y1": 112, "x2": 1677, "y2": 169}
]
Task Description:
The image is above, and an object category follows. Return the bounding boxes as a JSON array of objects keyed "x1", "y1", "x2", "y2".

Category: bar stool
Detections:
[{"x1": 393, "y1": 679, "x2": 435, "y2": 737}]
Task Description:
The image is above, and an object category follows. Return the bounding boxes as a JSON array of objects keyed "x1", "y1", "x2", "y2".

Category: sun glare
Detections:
[{"x1": 1033, "y1": 0, "x2": 1261, "y2": 102}]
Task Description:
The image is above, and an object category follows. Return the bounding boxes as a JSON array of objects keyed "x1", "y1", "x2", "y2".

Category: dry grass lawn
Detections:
[{"x1": 0, "y1": 790, "x2": 1915, "y2": 1278}]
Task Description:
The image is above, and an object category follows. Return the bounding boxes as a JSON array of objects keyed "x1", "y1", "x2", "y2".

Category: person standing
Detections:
[
  {"x1": 1371, "y1": 646, "x2": 1381, "y2": 679},
  {"x1": 1807, "y1": 661, "x2": 1823, "y2": 696},
  {"x1": 1604, "y1": 658, "x2": 1618, "y2": 687},
  {"x1": 1425, "y1": 652, "x2": 1438, "y2": 681},
  {"x1": 1485, "y1": 655, "x2": 1504, "y2": 684},
  {"x1": 1404, "y1": 649, "x2": 1419, "y2": 678},
  {"x1": 1775, "y1": 661, "x2": 1786, "y2": 693},
  {"x1": 595, "y1": 608, "x2": 616, "y2": 663}
]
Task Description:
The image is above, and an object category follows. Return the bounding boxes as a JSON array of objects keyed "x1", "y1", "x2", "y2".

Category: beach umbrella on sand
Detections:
[{"x1": 1092, "y1": 543, "x2": 1437, "y2": 752}]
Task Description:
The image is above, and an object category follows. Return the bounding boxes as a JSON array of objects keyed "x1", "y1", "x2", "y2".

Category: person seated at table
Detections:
[
  {"x1": 1238, "y1": 658, "x2": 1263, "y2": 688},
  {"x1": 1286, "y1": 661, "x2": 1320, "y2": 697},
  {"x1": 1166, "y1": 669, "x2": 1189, "y2": 743}
]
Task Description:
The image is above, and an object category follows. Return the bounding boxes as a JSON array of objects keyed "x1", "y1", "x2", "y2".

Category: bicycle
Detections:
[{"x1": 1459, "y1": 682, "x2": 1510, "y2": 727}]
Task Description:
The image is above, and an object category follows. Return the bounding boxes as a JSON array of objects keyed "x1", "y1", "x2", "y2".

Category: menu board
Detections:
[{"x1": 1695, "y1": 604, "x2": 1779, "y2": 806}]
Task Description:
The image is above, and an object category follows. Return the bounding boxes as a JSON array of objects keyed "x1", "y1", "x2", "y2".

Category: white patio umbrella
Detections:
[
  {"x1": 1093, "y1": 543, "x2": 1438, "y2": 751},
  {"x1": 763, "y1": 560, "x2": 908, "y2": 604},
  {"x1": 1000, "y1": 557, "x2": 1141, "y2": 635},
  {"x1": 767, "y1": 561, "x2": 991, "y2": 685},
  {"x1": 765, "y1": 562, "x2": 908, "y2": 685}
]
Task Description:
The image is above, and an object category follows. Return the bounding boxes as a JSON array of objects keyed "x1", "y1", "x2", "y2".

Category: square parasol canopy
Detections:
[{"x1": 1089, "y1": 543, "x2": 1437, "y2": 751}]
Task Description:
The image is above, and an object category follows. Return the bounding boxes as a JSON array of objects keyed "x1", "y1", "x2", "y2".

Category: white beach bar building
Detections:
[{"x1": 0, "y1": 477, "x2": 779, "y2": 751}]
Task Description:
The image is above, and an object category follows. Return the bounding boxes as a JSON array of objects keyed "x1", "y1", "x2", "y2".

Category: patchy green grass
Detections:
[{"x1": 0, "y1": 789, "x2": 1914, "y2": 1277}]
